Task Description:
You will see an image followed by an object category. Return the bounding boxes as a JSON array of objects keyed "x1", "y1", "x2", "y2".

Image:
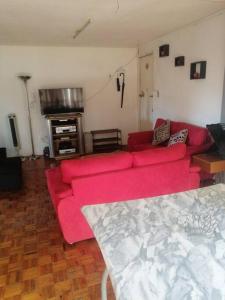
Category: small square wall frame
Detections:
[
  {"x1": 175, "y1": 56, "x2": 185, "y2": 67},
  {"x1": 159, "y1": 44, "x2": 169, "y2": 57},
  {"x1": 190, "y1": 61, "x2": 207, "y2": 80}
]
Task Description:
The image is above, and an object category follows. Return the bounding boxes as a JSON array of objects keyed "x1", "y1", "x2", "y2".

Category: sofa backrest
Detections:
[
  {"x1": 61, "y1": 144, "x2": 188, "y2": 184},
  {"x1": 132, "y1": 143, "x2": 186, "y2": 167},
  {"x1": 61, "y1": 151, "x2": 133, "y2": 184},
  {"x1": 155, "y1": 118, "x2": 209, "y2": 146},
  {"x1": 72, "y1": 159, "x2": 194, "y2": 207}
]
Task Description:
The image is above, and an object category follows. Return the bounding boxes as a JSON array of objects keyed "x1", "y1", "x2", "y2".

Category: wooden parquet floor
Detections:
[{"x1": 0, "y1": 159, "x2": 115, "y2": 300}]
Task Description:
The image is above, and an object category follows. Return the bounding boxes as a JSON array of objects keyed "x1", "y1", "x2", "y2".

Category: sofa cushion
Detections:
[
  {"x1": 152, "y1": 120, "x2": 170, "y2": 145},
  {"x1": 129, "y1": 144, "x2": 157, "y2": 152},
  {"x1": 61, "y1": 152, "x2": 133, "y2": 184},
  {"x1": 168, "y1": 129, "x2": 188, "y2": 146},
  {"x1": 154, "y1": 118, "x2": 166, "y2": 128},
  {"x1": 132, "y1": 143, "x2": 186, "y2": 167},
  {"x1": 155, "y1": 118, "x2": 208, "y2": 146},
  {"x1": 171, "y1": 121, "x2": 208, "y2": 146}
]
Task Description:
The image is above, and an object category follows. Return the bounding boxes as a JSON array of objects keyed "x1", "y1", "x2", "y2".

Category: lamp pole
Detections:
[{"x1": 18, "y1": 75, "x2": 37, "y2": 160}]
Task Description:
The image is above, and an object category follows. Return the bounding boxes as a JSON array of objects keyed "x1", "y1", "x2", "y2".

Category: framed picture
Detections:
[
  {"x1": 159, "y1": 44, "x2": 169, "y2": 57},
  {"x1": 175, "y1": 56, "x2": 185, "y2": 67},
  {"x1": 190, "y1": 61, "x2": 207, "y2": 79}
]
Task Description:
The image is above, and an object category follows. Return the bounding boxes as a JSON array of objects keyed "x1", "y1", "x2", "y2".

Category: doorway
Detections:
[{"x1": 139, "y1": 53, "x2": 154, "y2": 131}]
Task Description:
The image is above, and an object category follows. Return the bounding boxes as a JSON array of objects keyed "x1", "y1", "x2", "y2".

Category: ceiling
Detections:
[{"x1": 0, "y1": 0, "x2": 225, "y2": 47}]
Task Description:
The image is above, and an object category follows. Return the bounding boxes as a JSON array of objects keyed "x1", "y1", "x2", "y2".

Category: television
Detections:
[{"x1": 39, "y1": 88, "x2": 84, "y2": 115}]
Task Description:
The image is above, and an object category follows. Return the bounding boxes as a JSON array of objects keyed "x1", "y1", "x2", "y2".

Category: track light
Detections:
[{"x1": 73, "y1": 19, "x2": 91, "y2": 40}]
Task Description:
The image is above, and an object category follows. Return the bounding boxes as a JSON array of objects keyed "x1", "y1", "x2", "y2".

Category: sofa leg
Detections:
[
  {"x1": 62, "y1": 241, "x2": 75, "y2": 251},
  {"x1": 62, "y1": 241, "x2": 67, "y2": 251}
]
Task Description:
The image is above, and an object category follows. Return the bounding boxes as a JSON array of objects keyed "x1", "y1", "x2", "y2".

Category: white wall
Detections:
[
  {"x1": 0, "y1": 46, "x2": 138, "y2": 156},
  {"x1": 139, "y1": 11, "x2": 225, "y2": 127}
]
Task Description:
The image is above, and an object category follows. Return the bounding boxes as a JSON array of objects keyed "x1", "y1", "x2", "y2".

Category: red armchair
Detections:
[{"x1": 128, "y1": 118, "x2": 213, "y2": 156}]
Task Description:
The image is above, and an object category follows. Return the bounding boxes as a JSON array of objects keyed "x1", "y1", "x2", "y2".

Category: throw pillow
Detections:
[
  {"x1": 168, "y1": 129, "x2": 188, "y2": 146},
  {"x1": 152, "y1": 120, "x2": 170, "y2": 145}
]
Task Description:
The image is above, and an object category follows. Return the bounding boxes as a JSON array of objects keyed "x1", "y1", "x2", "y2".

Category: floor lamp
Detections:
[{"x1": 18, "y1": 74, "x2": 39, "y2": 160}]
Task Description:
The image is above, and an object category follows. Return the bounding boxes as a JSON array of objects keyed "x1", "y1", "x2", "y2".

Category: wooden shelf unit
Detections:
[
  {"x1": 46, "y1": 113, "x2": 84, "y2": 160},
  {"x1": 91, "y1": 128, "x2": 122, "y2": 153}
]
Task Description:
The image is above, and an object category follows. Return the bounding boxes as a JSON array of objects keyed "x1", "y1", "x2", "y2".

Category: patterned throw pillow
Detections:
[
  {"x1": 152, "y1": 120, "x2": 170, "y2": 145},
  {"x1": 168, "y1": 129, "x2": 188, "y2": 146}
]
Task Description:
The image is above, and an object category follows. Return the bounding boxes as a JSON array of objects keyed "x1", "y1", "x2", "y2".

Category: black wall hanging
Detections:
[
  {"x1": 190, "y1": 61, "x2": 207, "y2": 80},
  {"x1": 175, "y1": 56, "x2": 185, "y2": 67},
  {"x1": 159, "y1": 44, "x2": 169, "y2": 57},
  {"x1": 116, "y1": 73, "x2": 125, "y2": 108}
]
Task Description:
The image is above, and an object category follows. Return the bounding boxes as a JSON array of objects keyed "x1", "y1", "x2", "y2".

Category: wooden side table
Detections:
[
  {"x1": 193, "y1": 153, "x2": 225, "y2": 174},
  {"x1": 193, "y1": 153, "x2": 225, "y2": 183}
]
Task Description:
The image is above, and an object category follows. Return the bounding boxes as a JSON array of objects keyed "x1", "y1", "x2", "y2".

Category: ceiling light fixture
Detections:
[{"x1": 73, "y1": 19, "x2": 91, "y2": 40}]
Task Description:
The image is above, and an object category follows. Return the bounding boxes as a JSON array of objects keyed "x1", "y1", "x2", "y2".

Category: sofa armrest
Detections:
[
  {"x1": 186, "y1": 142, "x2": 213, "y2": 156},
  {"x1": 189, "y1": 164, "x2": 201, "y2": 174},
  {"x1": 128, "y1": 131, "x2": 154, "y2": 150},
  {"x1": 57, "y1": 196, "x2": 94, "y2": 244}
]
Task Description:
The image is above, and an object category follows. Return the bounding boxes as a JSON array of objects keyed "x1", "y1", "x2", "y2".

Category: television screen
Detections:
[{"x1": 39, "y1": 88, "x2": 84, "y2": 115}]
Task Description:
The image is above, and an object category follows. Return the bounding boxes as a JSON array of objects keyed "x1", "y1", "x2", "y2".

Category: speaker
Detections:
[{"x1": 8, "y1": 114, "x2": 20, "y2": 149}]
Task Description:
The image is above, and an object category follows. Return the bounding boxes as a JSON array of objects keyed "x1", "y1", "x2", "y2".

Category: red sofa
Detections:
[
  {"x1": 128, "y1": 118, "x2": 212, "y2": 156},
  {"x1": 46, "y1": 143, "x2": 200, "y2": 244}
]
